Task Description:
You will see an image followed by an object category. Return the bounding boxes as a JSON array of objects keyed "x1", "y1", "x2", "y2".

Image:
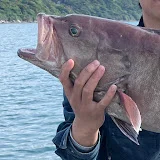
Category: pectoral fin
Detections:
[
  {"x1": 111, "y1": 116, "x2": 139, "y2": 145},
  {"x1": 111, "y1": 91, "x2": 141, "y2": 145},
  {"x1": 118, "y1": 90, "x2": 141, "y2": 134}
]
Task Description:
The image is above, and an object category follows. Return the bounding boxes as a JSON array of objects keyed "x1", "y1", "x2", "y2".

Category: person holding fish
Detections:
[
  {"x1": 53, "y1": 0, "x2": 160, "y2": 160},
  {"x1": 17, "y1": 0, "x2": 160, "y2": 159}
]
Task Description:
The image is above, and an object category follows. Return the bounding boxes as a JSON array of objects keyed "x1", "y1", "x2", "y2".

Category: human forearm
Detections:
[
  {"x1": 72, "y1": 117, "x2": 99, "y2": 147},
  {"x1": 53, "y1": 123, "x2": 100, "y2": 160}
]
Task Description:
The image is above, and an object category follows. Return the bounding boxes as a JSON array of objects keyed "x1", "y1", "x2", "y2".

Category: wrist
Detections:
[{"x1": 72, "y1": 118, "x2": 99, "y2": 147}]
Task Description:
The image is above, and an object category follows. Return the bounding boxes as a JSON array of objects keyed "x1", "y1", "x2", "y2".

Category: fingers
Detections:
[
  {"x1": 59, "y1": 59, "x2": 74, "y2": 97},
  {"x1": 98, "y1": 84, "x2": 117, "y2": 110},
  {"x1": 72, "y1": 60, "x2": 100, "y2": 102},
  {"x1": 82, "y1": 65, "x2": 105, "y2": 103},
  {"x1": 59, "y1": 59, "x2": 117, "y2": 112}
]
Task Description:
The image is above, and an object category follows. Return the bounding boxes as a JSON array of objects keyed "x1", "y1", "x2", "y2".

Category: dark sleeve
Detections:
[{"x1": 52, "y1": 91, "x2": 100, "y2": 160}]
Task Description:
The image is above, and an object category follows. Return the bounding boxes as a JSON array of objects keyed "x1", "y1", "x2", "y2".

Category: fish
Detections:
[{"x1": 17, "y1": 13, "x2": 160, "y2": 145}]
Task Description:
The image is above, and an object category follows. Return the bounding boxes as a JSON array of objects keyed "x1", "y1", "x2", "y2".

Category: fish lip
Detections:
[
  {"x1": 17, "y1": 48, "x2": 38, "y2": 61},
  {"x1": 37, "y1": 13, "x2": 45, "y2": 45},
  {"x1": 37, "y1": 13, "x2": 52, "y2": 45},
  {"x1": 36, "y1": 13, "x2": 56, "y2": 61}
]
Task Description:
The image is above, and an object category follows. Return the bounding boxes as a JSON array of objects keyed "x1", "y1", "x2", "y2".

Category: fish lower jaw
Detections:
[
  {"x1": 20, "y1": 48, "x2": 37, "y2": 54},
  {"x1": 17, "y1": 48, "x2": 37, "y2": 61}
]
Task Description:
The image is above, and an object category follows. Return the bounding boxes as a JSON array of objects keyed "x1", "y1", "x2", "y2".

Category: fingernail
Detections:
[
  {"x1": 99, "y1": 65, "x2": 105, "y2": 72},
  {"x1": 67, "y1": 59, "x2": 74, "y2": 66},
  {"x1": 93, "y1": 60, "x2": 100, "y2": 66},
  {"x1": 68, "y1": 59, "x2": 73, "y2": 63},
  {"x1": 110, "y1": 84, "x2": 117, "y2": 91}
]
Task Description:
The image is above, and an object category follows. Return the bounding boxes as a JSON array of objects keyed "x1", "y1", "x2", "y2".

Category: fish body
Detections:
[{"x1": 18, "y1": 13, "x2": 160, "y2": 144}]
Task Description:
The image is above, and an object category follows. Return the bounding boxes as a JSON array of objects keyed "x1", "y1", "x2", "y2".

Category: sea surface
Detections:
[{"x1": 0, "y1": 21, "x2": 138, "y2": 160}]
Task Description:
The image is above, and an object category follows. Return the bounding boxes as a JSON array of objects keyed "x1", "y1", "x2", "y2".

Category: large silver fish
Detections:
[{"x1": 17, "y1": 13, "x2": 160, "y2": 145}]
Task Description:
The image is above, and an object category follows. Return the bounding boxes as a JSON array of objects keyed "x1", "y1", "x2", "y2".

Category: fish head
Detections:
[
  {"x1": 18, "y1": 13, "x2": 65, "y2": 78},
  {"x1": 18, "y1": 13, "x2": 102, "y2": 78}
]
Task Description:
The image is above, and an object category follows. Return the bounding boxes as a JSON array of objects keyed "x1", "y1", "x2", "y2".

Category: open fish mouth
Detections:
[
  {"x1": 17, "y1": 13, "x2": 58, "y2": 63},
  {"x1": 18, "y1": 13, "x2": 48, "y2": 61},
  {"x1": 17, "y1": 13, "x2": 64, "y2": 77}
]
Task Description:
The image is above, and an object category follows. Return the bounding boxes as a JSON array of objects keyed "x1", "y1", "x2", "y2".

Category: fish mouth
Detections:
[
  {"x1": 18, "y1": 13, "x2": 53, "y2": 61},
  {"x1": 17, "y1": 48, "x2": 37, "y2": 61},
  {"x1": 18, "y1": 13, "x2": 63, "y2": 71}
]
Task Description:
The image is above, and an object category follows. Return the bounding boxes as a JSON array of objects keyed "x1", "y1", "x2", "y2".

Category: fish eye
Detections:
[
  {"x1": 70, "y1": 27, "x2": 78, "y2": 35},
  {"x1": 69, "y1": 25, "x2": 81, "y2": 37}
]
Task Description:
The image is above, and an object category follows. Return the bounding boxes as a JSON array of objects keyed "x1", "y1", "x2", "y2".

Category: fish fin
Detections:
[
  {"x1": 111, "y1": 116, "x2": 139, "y2": 145},
  {"x1": 118, "y1": 90, "x2": 141, "y2": 134},
  {"x1": 142, "y1": 27, "x2": 160, "y2": 35}
]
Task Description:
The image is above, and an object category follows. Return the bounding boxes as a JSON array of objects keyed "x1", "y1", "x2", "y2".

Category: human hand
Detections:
[{"x1": 59, "y1": 59, "x2": 117, "y2": 146}]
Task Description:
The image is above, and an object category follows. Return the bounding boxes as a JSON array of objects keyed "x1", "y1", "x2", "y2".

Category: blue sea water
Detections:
[{"x1": 0, "y1": 21, "x2": 138, "y2": 160}]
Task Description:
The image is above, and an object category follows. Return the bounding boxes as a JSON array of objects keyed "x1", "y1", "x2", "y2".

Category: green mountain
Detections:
[{"x1": 0, "y1": 0, "x2": 141, "y2": 22}]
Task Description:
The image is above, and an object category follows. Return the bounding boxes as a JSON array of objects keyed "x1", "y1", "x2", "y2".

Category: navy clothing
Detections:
[
  {"x1": 138, "y1": 16, "x2": 145, "y2": 27},
  {"x1": 53, "y1": 94, "x2": 160, "y2": 160},
  {"x1": 53, "y1": 18, "x2": 160, "y2": 160}
]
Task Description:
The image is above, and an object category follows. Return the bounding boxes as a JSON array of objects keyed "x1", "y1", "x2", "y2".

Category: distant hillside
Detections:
[{"x1": 0, "y1": 0, "x2": 141, "y2": 22}]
